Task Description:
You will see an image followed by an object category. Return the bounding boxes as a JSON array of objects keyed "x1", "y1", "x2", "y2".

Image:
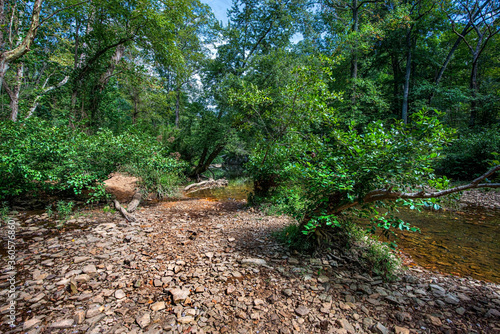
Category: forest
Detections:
[
  {"x1": 1, "y1": 1, "x2": 500, "y2": 333},
  {"x1": 2, "y1": 0, "x2": 500, "y2": 257}
]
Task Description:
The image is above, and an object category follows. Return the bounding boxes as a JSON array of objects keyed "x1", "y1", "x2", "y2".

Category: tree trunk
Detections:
[
  {"x1": 351, "y1": 2, "x2": 359, "y2": 81},
  {"x1": 3, "y1": 63, "x2": 23, "y2": 121},
  {"x1": 401, "y1": 31, "x2": 412, "y2": 124},
  {"x1": 190, "y1": 144, "x2": 225, "y2": 177},
  {"x1": 175, "y1": 86, "x2": 181, "y2": 128},
  {"x1": 469, "y1": 56, "x2": 479, "y2": 127},
  {"x1": 0, "y1": 0, "x2": 42, "y2": 89}
]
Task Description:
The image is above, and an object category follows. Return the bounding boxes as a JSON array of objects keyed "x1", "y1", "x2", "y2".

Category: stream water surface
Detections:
[{"x1": 186, "y1": 182, "x2": 500, "y2": 283}]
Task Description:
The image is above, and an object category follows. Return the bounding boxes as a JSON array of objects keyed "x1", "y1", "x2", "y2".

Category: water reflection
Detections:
[{"x1": 364, "y1": 207, "x2": 500, "y2": 283}]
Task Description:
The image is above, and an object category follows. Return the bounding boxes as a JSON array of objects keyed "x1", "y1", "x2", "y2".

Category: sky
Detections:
[{"x1": 201, "y1": 0, "x2": 232, "y2": 25}]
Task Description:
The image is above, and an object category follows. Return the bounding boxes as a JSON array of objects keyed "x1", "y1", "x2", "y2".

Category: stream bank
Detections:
[{"x1": 1, "y1": 196, "x2": 499, "y2": 333}]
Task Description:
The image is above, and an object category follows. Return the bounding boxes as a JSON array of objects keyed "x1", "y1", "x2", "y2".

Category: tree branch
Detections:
[{"x1": 333, "y1": 164, "x2": 500, "y2": 214}]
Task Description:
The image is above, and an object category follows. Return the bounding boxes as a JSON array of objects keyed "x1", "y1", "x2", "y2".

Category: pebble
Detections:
[
  {"x1": 295, "y1": 305, "x2": 309, "y2": 316},
  {"x1": 115, "y1": 289, "x2": 126, "y2": 299}
]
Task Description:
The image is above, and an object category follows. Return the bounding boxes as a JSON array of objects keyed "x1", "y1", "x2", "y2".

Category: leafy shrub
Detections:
[
  {"x1": 274, "y1": 220, "x2": 401, "y2": 280},
  {"x1": 0, "y1": 118, "x2": 186, "y2": 201},
  {"x1": 121, "y1": 155, "x2": 187, "y2": 199},
  {"x1": 56, "y1": 200, "x2": 74, "y2": 220},
  {"x1": 436, "y1": 127, "x2": 500, "y2": 180}
]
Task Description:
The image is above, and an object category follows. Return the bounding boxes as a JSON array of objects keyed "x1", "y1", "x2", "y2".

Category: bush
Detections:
[
  {"x1": 0, "y1": 118, "x2": 186, "y2": 201},
  {"x1": 121, "y1": 155, "x2": 187, "y2": 199},
  {"x1": 436, "y1": 127, "x2": 500, "y2": 180},
  {"x1": 274, "y1": 220, "x2": 401, "y2": 280}
]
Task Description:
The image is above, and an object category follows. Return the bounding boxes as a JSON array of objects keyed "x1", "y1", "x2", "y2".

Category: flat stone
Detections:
[
  {"x1": 375, "y1": 322, "x2": 389, "y2": 334},
  {"x1": 336, "y1": 318, "x2": 355, "y2": 334},
  {"x1": 49, "y1": 319, "x2": 75, "y2": 328},
  {"x1": 74, "y1": 256, "x2": 91, "y2": 264},
  {"x1": 318, "y1": 275, "x2": 329, "y2": 283},
  {"x1": 169, "y1": 288, "x2": 190, "y2": 304},
  {"x1": 444, "y1": 293, "x2": 460, "y2": 305},
  {"x1": 429, "y1": 284, "x2": 446, "y2": 297},
  {"x1": 282, "y1": 289, "x2": 293, "y2": 297},
  {"x1": 486, "y1": 308, "x2": 500, "y2": 318},
  {"x1": 115, "y1": 289, "x2": 126, "y2": 299},
  {"x1": 394, "y1": 326, "x2": 410, "y2": 334},
  {"x1": 23, "y1": 318, "x2": 42, "y2": 330},
  {"x1": 178, "y1": 316, "x2": 194, "y2": 324},
  {"x1": 295, "y1": 305, "x2": 309, "y2": 316},
  {"x1": 456, "y1": 307, "x2": 466, "y2": 315},
  {"x1": 83, "y1": 264, "x2": 97, "y2": 274},
  {"x1": 241, "y1": 258, "x2": 267, "y2": 266},
  {"x1": 427, "y1": 315, "x2": 442, "y2": 326},
  {"x1": 136, "y1": 312, "x2": 151, "y2": 328},
  {"x1": 75, "y1": 274, "x2": 90, "y2": 283},
  {"x1": 151, "y1": 301, "x2": 165, "y2": 311}
]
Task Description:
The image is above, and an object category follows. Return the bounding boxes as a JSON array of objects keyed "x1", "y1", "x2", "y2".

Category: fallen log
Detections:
[
  {"x1": 184, "y1": 178, "x2": 228, "y2": 194},
  {"x1": 114, "y1": 199, "x2": 136, "y2": 222},
  {"x1": 127, "y1": 192, "x2": 142, "y2": 213}
]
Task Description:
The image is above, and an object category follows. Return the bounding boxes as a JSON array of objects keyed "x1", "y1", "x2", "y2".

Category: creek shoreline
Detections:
[{"x1": 1, "y1": 196, "x2": 499, "y2": 333}]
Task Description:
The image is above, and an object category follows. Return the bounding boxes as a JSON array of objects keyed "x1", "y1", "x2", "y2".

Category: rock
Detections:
[
  {"x1": 254, "y1": 299, "x2": 265, "y2": 306},
  {"x1": 49, "y1": 319, "x2": 75, "y2": 328},
  {"x1": 23, "y1": 318, "x2": 41, "y2": 330},
  {"x1": 318, "y1": 275, "x2": 329, "y2": 283},
  {"x1": 427, "y1": 314, "x2": 442, "y2": 326},
  {"x1": 226, "y1": 285, "x2": 236, "y2": 295},
  {"x1": 444, "y1": 293, "x2": 460, "y2": 305},
  {"x1": 151, "y1": 301, "x2": 165, "y2": 311},
  {"x1": 486, "y1": 308, "x2": 500, "y2": 318},
  {"x1": 456, "y1": 307, "x2": 466, "y2": 315},
  {"x1": 337, "y1": 318, "x2": 355, "y2": 334},
  {"x1": 178, "y1": 316, "x2": 194, "y2": 324},
  {"x1": 86, "y1": 307, "x2": 102, "y2": 318},
  {"x1": 136, "y1": 312, "x2": 151, "y2": 328},
  {"x1": 115, "y1": 289, "x2": 126, "y2": 299},
  {"x1": 282, "y1": 289, "x2": 293, "y2": 297},
  {"x1": 169, "y1": 288, "x2": 190, "y2": 304},
  {"x1": 295, "y1": 305, "x2": 309, "y2": 316},
  {"x1": 241, "y1": 258, "x2": 267, "y2": 266},
  {"x1": 429, "y1": 284, "x2": 446, "y2": 297},
  {"x1": 75, "y1": 274, "x2": 90, "y2": 283},
  {"x1": 74, "y1": 310, "x2": 86, "y2": 324},
  {"x1": 74, "y1": 256, "x2": 91, "y2": 264},
  {"x1": 394, "y1": 325, "x2": 410, "y2": 334},
  {"x1": 375, "y1": 322, "x2": 389, "y2": 334},
  {"x1": 83, "y1": 264, "x2": 97, "y2": 274}
]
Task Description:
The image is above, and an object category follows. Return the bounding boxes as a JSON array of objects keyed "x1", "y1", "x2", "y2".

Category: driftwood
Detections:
[
  {"x1": 113, "y1": 191, "x2": 142, "y2": 222},
  {"x1": 127, "y1": 192, "x2": 142, "y2": 213},
  {"x1": 184, "y1": 178, "x2": 228, "y2": 194}
]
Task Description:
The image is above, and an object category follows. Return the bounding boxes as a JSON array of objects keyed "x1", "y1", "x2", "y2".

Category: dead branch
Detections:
[
  {"x1": 127, "y1": 192, "x2": 142, "y2": 213},
  {"x1": 114, "y1": 199, "x2": 136, "y2": 222}
]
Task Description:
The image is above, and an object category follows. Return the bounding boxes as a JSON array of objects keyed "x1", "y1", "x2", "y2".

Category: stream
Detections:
[{"x1": 186, "y1": 182, "x2": 500, "y2": 283}]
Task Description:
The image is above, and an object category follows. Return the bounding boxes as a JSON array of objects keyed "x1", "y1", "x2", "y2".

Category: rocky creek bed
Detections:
[{"x1": 1, "y1": 198, "x2": 499, "y2": 334}]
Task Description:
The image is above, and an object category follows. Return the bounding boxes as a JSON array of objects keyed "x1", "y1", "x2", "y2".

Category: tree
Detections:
[{"x1": 446, "y1": 0, "x2": 500, "y2": 126}]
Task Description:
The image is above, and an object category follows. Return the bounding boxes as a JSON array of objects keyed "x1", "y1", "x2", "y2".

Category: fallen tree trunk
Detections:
[
  {"x1": 127, "y1": 192, "x2": 142, "y2": 213},
  {"x1": 184, "y1": 178, "x2": 228, "y2": 194},
  {"x1": 114, "y1": 199, "x2": 136, "y2": 222}
]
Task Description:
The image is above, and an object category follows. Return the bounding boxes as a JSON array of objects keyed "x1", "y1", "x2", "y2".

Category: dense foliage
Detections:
[{"x1": 0, "y1": 119, "x2": 185, "y2": 201}]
